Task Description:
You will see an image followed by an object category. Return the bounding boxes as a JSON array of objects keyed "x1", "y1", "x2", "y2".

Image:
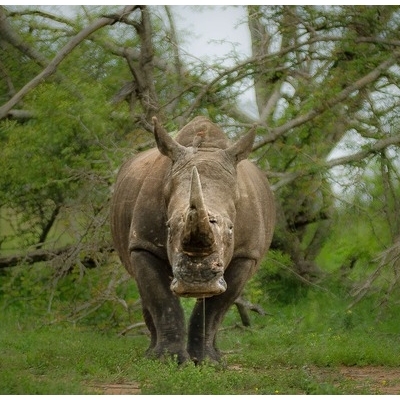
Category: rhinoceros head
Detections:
[{"x1": 152, "y1": 117, "x2": 256, "y2": 298}]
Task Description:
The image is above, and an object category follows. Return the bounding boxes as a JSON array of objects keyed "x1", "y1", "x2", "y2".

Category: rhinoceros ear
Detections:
[
  {"x1": 224, "y1": 124, "x2": 257, "y2": 164},
  {"x1": 152, "y1": 117, "x2": 187, "y2": 162}
]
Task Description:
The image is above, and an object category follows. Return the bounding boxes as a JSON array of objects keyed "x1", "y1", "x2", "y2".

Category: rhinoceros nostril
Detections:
[{"x1": 211, "y1": 260, "x2": 223, "y2": 271}]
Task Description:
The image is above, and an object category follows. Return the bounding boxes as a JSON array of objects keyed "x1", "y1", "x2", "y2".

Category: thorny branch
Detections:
[
  {"x1": 253, "y1": 51, "x2": 400, "y2": 150},
  {"x1": 349, "y1": 236, "x2": 400, "y2": 309},
  {"x1": 0, "y1": 5, "x2": 139, "y2": 120},
  {"x1": 268, "y1": 133, "x2": 400, "y2": 191}
]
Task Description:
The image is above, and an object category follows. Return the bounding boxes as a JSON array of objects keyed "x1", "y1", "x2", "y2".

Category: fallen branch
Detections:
[
  {"x1": 234, "y1": 296, "x2": 271, "y2": 327},
  {"x1": 118, "y1": 322, "x2": 147, "y2": 337},
  {"x1": 5, "y1": 109, "x2": 35, "y2": 122}
]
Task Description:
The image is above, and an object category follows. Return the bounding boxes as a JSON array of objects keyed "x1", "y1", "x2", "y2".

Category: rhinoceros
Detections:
[{"x1": 110, "y1": 116, "x2": 275, "y2": 364}]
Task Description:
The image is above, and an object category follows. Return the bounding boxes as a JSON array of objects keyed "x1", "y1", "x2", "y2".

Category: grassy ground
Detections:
[{"x1": 1, "y1": 292, "x2": 400, "y2": 395}]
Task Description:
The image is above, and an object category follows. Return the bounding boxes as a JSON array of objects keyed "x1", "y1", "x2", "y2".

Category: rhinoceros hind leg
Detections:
[
  {"x1": 131, "y1": 250, "x2": 190, "y2": 364},
  {"x1": 187, "y1": 258, "x2": 255, "y2": 364}
]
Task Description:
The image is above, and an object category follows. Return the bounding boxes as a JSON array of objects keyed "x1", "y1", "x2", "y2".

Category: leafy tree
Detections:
[{"x1": 244, "y1": 5, "x2": 400, "y2": 278}]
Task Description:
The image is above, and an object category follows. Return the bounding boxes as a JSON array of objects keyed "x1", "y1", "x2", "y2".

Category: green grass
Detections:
[
  {"x1": 0, "y1": 312, "x2": 146, "y2": 394},
  {"x1": 1, "y1": 289, "x2": 400, "y2": 395}
]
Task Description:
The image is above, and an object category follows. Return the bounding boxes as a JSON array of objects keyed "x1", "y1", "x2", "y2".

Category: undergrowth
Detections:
[
  {"x1": 1, "y1": 280, "x2": 400, "y2": 395},
  {"x1": 1, "y1": 243, "x2": 400, "y2": 395}
]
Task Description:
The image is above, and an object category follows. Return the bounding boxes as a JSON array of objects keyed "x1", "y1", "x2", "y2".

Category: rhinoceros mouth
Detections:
[
  {"x1": 170, "y1": 252, "x2": 226, "y2": 297},
  {"x1": 170, "y1": 276, "x2": 227, "y2": 298}
]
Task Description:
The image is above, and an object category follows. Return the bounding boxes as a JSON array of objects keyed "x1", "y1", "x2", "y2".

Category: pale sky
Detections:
[
  {"x1": 169, "y1": 5, "x2": 257, "y2": 115},
  {"x1": 172, "y1": 5, "x2": 250, "y2": 63}
]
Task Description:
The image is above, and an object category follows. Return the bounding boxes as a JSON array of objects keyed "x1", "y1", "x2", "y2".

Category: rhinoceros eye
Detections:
[{"x1": 209, "y1": 216, "x2": 218, "y2": 224}]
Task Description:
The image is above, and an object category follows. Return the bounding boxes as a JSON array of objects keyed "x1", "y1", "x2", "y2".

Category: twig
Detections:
[{"x1": 118, "y1": 322, "x2": 147, "y2": 336}]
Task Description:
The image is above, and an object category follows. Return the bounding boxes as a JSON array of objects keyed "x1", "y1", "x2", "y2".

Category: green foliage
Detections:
[
  {"x1": 317, "y1": 164, "x2": 395, "y2": 282},
  {"x1": 318, "y1": 218, "x2": 380, "y2": 272},
  {"x1": 0, "y1": 74, "x2": 133, "y2": 249},
  {"x1": 246, "y1": 250, "x2": 308, "y2": 305},
  {"x1": 0, "y1": 259, "x2": 141, "y2": 330}
]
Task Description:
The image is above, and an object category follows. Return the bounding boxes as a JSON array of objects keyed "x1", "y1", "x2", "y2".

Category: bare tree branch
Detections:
[
  {"x1": 134, "y1": 6, "x2": 160, "y2": 125},
  {"x1": 269, "y1": 133, "x2": 400, "y2": 191},
  {"x1": 163, "y1": 5, "x2": 184, "y2": 118},
  {"x1": 8, "y1": 8, "x2": 73, "y2": 26},
  {"x1": 326, "y1": 134, "x2": 400, "y2": 169},
  {"x1": 0, "y1": 6, "x2": 50, "y2": 69},
  {"x1": 4, "y1": 109, "x2": 35, "y2": 122},
  {"x1": 234, "y1": 295, "x2": 269, "y2": 327}
]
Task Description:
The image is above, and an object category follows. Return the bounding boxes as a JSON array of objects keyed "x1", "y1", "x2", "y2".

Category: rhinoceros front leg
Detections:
[
  {"x1": 187, "y1": 257, "x2": 256, "y2": 363},
  {"x1": 131, "y1": 250, "x2": 190, "y2": 363}
]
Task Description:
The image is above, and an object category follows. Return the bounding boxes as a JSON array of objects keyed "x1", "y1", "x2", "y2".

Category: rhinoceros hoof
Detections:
[
  {"x1": 146, "y1": 346, "x2": 190, "y2": 364},
  {"x1": 188, "y1": 346, "x2": 222, "y2": 365}
]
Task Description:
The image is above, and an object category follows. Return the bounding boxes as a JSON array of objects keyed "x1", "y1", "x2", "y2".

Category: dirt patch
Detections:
[
  {"x1": 340, "y1": 366, "x2": 400, "y2": 394},
  {"x1": 89, "y1": 366, "x2": 400, "y2": 395},
  {"x1": 310, "y1": 366, "x2": 400, "y2": 394},
  {"x1": 90, "y1": 383, "x2": 141, "y2": 395}
]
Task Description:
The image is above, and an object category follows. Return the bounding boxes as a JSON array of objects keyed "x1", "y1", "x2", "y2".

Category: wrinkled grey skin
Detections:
[{"x1": 110, "y1": 116, "x2": 275, "y2": 364}]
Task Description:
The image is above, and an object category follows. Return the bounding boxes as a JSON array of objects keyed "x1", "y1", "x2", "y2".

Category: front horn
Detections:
[{"x1": 182, "y1": 167, "x2": 215, "y2": 255}]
